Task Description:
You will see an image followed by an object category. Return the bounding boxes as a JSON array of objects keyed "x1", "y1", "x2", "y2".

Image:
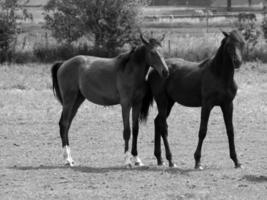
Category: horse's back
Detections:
[
  {"x1": 149, "y1": 57, "x2": 205, "y2": 107},
  {"x1": 166, "y1": 58, "x2": 203, "y2": 71}
]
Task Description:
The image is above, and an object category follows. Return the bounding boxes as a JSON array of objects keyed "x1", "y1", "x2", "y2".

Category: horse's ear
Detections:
[
  {"x1": 140, "y1": 33, "x2": 149, "y2": 45},
  {"x1": 222, "y1": 31, "x2": 229, "y2": 37},
  {"x1": 159, "y1": 33, "x2": 166, "y2": 42}
]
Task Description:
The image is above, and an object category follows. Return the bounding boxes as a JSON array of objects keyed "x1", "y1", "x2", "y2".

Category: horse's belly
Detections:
[
  {"x1": 168, "y1": 82, "x2": 202, "y2": 107},
  {"x1": 83, "y1": 89, "x2": 119, "y2": 106},
  {"x1": 79, "y1": 72, "x2": 120, "y2": 106},
  {"x1": 174, "y1": 93, "x2": 202, "y2": 107}
]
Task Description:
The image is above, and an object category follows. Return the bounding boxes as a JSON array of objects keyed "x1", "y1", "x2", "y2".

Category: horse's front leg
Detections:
[
  {"x1": 194, "y1": 102, "x2": 213, "y2": 170},
  {"x1": 131, "y1": 103, "x2": 144, "y2": 166},
  {"x1": 221, "y1": 102, "x2": 242, "y2": 168},
  {"x1": 121, "y1": 102, "x2": 132, "y2": 167}
]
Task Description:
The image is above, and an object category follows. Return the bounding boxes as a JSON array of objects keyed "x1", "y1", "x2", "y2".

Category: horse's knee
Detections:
[
  {"x1": 123, "y1": 128, "x2": 130, "y2": 141},
  {"x1": 59, "y1": 118, "x2": 70, "y2": 129}
]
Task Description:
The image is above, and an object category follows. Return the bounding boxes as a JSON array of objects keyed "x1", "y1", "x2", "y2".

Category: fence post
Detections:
[
  {"x1": 45, "y1": 32, "x2": 49, "y2": 49},
  {"x1": 168, "y1": 40, "x2": 171, "y2": 56},
  {"x1": 206, "y1": 8, "x2": 209, "y2": 33}
]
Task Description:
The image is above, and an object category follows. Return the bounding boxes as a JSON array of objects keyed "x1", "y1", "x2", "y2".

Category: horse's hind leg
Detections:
[
  {"x1": 59, "y1": 91, "x2": 85, "y2": 166},
  {"x1": 121, "y1": 102, "x2": 132, "y2": 167},
  {"x1": 221, "y1": 102, "x2": 242, "y2": 168},
  {"x1": 131, "y1": 103, "x2": 144, "y2": 166},
  {"x1": 154, "y1": 95, "x2": 175, "y2": 167}
]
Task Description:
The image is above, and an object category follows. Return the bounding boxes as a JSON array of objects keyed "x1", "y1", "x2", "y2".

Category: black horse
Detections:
[{"x1": 143, "y1": 30, "x2": 245, "y2": 169}]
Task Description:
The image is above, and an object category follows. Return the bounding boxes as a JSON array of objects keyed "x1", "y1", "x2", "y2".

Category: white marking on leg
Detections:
[
  {"x1": 171, "y1": 163, "x2": 178, "y2": 168},
  {"x1": 132, "y1": 156, "x2": 144, "y2": 166},
  {"x1": 124, "y1": 151, "x2": 132, "y2": 167},
  {"x1": 63, "y1": 146, "x2": 74, "y2": 167}
]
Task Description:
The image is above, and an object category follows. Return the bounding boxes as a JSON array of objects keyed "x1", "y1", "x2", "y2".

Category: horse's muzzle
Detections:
[
  {"x1": 162, "y1": 69, "x2": 169, "y2": 78},
  {"x1": 233, "y1": 59, "x2": 242, "y2": 69}
]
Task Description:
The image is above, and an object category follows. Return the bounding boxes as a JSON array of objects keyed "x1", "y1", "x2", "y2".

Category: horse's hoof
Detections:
[
  {"x1": 124, "y1": 152, "x2": 132, "y2": 168},
  {"x1": 158, "y1": 162, "x2": 166, "y2": 167},
  {"x1": 132, "y1": 156, "x2": 144, "y2": 167},
  {"x1": 195, "y1": 164, "x2": 204, "y2": 170},
  {"x1": 65, "y1": 161, "x2": 75, "y2": 167},
  {"x1": 134, "y1": 161, "x2": 144, "y2": 167},
  {"x1": 169, "y1": 163, "x2": 178, "y2": 168},
  {"x1": 235, "y1": 163, "x2": 243, "y2": 169},
  {"x1": 125, "y1": 163, "x2": 133, "y2": 168}
]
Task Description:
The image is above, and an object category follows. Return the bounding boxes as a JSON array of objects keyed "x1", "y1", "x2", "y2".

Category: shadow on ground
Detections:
[
  {"x1": 9, "y1": 164, "x2": 200, "y2": 176},
  {"x1": 242, "y1": 175, "x2": 267, "y2": 183}
]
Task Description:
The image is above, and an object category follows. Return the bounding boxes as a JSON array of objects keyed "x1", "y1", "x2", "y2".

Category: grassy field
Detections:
[{"x1": 0, "y1": 62, "x2": 267, "y2": 199}]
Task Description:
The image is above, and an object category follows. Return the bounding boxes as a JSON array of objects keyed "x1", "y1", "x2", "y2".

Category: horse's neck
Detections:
[
  {"x1": 211, "y1": 45, "x2": 235, "y2": 83},
  {"x1": 129, "y1": 46, "x2": 150, "y2": 81}
]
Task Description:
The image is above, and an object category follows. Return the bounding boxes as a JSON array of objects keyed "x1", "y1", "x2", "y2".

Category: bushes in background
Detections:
[
  {"x1": 32, "y1": 42, "x2": 123, "y2": 63},
  {"x1": 5, "y1": 31, "x2": 267, "y2": 64},
  {"x1": 44, "y1": 0, "x2": 150, "y2": 56},
  {"x1": 0, "y1": 0, "x2": 32, "y2": 63},
  {"x1": 262, "y1": 16, "x2": 267, "y2": 42},
  {"x1": 235, "y1": 13, "x2": 261, "y2": 60}
]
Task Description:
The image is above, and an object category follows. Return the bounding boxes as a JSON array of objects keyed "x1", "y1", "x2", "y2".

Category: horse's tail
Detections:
[
  {"x1": 139, "y1": 81, "x2": 154, "y2": 123},
  {"x1": 51, "y1": 62, "x2": 63, "y2": 105}
]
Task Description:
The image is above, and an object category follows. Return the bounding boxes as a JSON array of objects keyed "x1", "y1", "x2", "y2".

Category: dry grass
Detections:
[
  {"x1": 0, "y1": 63, "x2": 51, "y2": 90},
  {"x1": 0, "y1": 62, "x2": 266, "y2": 199},
  {"x1": 160, "y1": 32, "x2": 222, "y2": 60}
]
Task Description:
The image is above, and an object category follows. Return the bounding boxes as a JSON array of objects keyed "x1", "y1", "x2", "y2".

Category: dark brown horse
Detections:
[
  {"x1": 51, "y1": 34, "x2": 169, "y2": 167},
  {"x1": 144, "y1": 30, "x2": 245, "y2": 169}
]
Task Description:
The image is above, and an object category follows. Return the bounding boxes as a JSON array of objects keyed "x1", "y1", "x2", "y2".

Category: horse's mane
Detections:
[
  {"x1": 118, "y1": 45, "x2": 146, "y2": 70},
  {"x1": 212, "y1": 37, "x2": 227, "y2": 65},
  {"x1": 117, "y1": 47, "x2": 136, "y2": 70},
  {"x1": 209, "y1": 36, "x2": 234, "y2": 75},
  {"x1": 197, "y1": 36, "x2": 227, "y2": 71}
]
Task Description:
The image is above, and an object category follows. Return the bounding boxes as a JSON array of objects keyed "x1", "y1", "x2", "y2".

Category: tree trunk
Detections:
[
  {"x1": 248, "y1": 0, "x2": 252, "y2": 6},
  {"x1": 94, "y1": 32, "x2": 104, "y2": 49},
  {"x1": 227, "y1": 0, "x2": 232, "y2": 11}
]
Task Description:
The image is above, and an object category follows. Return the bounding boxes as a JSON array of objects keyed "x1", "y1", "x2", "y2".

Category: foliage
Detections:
[
  {"x1": 235, "y1": 13, "x2": 261, "y2": 59},
  {"x1": 44, "y1": 0, "x2": 150, "y2": 56},
  {"x1": 151, "y1": 0, "x2": 213, "y2": 6},
  {"x1": 8, "y1": 31, "x2": 267, "y2": 64},
  {"x1": 261, "y1": 16, "x2": 267, "y2": 42},
  {"x1": 0, "y1": 0, "x2": 32, "y2": 63},
  {"x1": 33, "y1": 41, "x2": 115, "y2": 63}
]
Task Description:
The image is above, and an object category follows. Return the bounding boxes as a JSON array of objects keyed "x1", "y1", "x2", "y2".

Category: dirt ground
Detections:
[{"x1": 0, "y1": 63, "x2": 266, "y2": 200}]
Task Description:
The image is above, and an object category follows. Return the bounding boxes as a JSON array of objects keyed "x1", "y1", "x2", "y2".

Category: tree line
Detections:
[
  {"x1": 0, "y1": 0, "x2": 149, "y2": 62},
  {"x1": 151, "y1": 0, "x2": 259, "y2": 10}
]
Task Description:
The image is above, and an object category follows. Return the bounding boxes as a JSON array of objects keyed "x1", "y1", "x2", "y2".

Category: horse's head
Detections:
[
  {"x1": 222, "y1": 30, "x2": 245, "y2": 69},
  {"x1": 140, "y1": 34, "x2": 169, "y2": 78}
]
